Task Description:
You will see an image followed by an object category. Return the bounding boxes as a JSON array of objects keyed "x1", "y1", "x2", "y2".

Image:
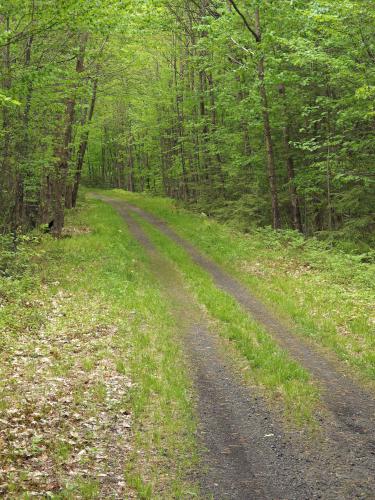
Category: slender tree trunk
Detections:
[
  {"x1": 173, "y1": 38, "x2": 189, "y2": 200},
  {"x1": 207, "y1": 72, "x2": 226, "y2": 197},
  {"x1": 160, "y1": 138, "x2": 168, "y2": 194},
  {"x1": 327, "y1": 148, "x2": 332, "y2": 231},
  {"x1": 278, "y1": 84, "x2": 303, "y2": 232},
  {"x1": 198, "y1": 0, "x2": 211, "y2": 188},
  {"x1": 52, "y1": 33, "x2": 88, "y2": 236},
  {"x1": 72, "y1": 76, "x2": 98, "y2": 207},
  {"x1": 53, "y1": 97, "x2": 75, "y2": 235},
  {"x1": 228, "y1": 1, "x2": 281, "y2": 228},
  {"x1": 128, "y1": 144, "x2": 134, "y2": 192},
  {"x1": 326, "y1": 94, "x2": 334, "y2": 232},
  {"x1": 18, "y1": 32, "x2": 35, "y2": 226},
  {"x1": 254, "y1": 9, "x2": 281, "y2": 229},
  {"x1": 1, "y1": 15, "x2": 12, "y2": 227}
]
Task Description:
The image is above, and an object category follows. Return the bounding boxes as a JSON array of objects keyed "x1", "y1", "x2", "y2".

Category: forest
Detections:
[
  {"x1": 1, "y1": 1, "x2": 375, "y2": 498},
  {"x1": 1, "y1": 0, "x2": 374, "y2": 248}
]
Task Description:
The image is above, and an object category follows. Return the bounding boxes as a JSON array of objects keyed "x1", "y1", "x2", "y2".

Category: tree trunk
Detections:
[
  {"x1": 173, "y1": 39, "x2": 189, "y2": 200},
  {"x1": 254, "y1": 9, "x2": 281, "y2": 229},
  {"x1": 278, "y1": 84, "x2": 303, "y2": 232},
  {"x1": 128, "y1": 144, "x2": 135, "y2": 192},
  {"x1": 65, "y1": 184, "x2": 73, "y2": 209},
  {"x1": 72, "y1": 76, "x2": 98, "y2": 207},
  {"x1": 52, "y1": 33, "x2": 88, "y2": 236},
  {"x1": 52, "y1": 97, "x2": 76, "y2": 236},
  {"x1": 207, "y1": 71, "x2": 226, "y2": 198},
  {"x1": 1, "y1": 15, "x2": 12, "y2": 227},
  {"x1": 18, "y1": 32, "x2": 35, "y2": 227}
]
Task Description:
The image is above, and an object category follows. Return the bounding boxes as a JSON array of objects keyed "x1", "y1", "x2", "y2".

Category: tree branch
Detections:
[{"x1": 227, "y1": 0, "x2": 260, "y2": 42}]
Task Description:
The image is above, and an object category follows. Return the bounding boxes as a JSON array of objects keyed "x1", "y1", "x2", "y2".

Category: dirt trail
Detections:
[
  {"x1": 123, "y1": 203, "x2": 375, "y2": 435},
  {"x1": 99, "y1": 196, "x2": 375, "y2": 499}
]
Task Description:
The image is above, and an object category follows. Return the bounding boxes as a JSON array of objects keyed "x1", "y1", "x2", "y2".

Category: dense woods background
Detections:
[{"x1": 1, "y1": 0, "x2": 374, "y2": 251}]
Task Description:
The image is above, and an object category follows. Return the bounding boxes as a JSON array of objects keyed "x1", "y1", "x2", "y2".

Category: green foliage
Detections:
[
  {"x1": 0, "y1": 92, "x2": 21, "y2": 106},
  {"x1": 82, "y1": 0, "x2": 374, "y2": 249},
  {"x1": 0, "y1": 0, "x2": 134, "y2": 231},
  {"x1": 1, "y1": 0, "x2": 374, "y2": 245},
  {"x1": 0, "y1": 233, "x2": 40, "y2": 278}
]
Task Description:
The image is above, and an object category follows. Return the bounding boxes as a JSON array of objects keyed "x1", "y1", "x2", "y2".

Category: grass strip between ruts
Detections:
[{"x1": 130, "y1": 210, "x2": 320, "y2": 427}]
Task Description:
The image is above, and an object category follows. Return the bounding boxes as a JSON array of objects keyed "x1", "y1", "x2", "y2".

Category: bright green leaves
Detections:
[{"x1": 0, "y1": 93, "x2": 21, "y2": 107}]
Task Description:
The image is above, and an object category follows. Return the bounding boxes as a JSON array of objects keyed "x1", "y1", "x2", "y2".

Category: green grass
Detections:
[
  {"x1": 0, "y1": 195, "x2": 198, "y2": 498},
  {"x1": 95, "y1": 189, "x2": 375, "y2": 385},
  {"x1": 130, "y1": 211, "x2": 319, "y2": 426}
]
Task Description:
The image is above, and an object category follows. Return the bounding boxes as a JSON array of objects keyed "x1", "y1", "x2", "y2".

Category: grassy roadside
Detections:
[
  {"x1": 95, "y1": 189, "x2": 375, "y2": 385},
  {"x1": 130, "y1": 211, "x2": 319, "y2": 426},
  {"x1": 0, "y1": 196, "x2": 198, "y2": 498}
]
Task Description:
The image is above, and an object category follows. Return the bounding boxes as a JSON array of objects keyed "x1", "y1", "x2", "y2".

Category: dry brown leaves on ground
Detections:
[{"x1": 0, "y1": 289, "x2": 135, "y2": 498}]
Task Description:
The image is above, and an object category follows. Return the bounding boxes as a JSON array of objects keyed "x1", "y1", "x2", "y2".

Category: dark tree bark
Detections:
[
  {"x1": 15, "y1": 34, "x2": 33, "y2": 227},
  {"x1": 1, "y1": 15, "x2": 12, "y2": 227},
  {"x1": 278, "y1": 83, "x2": 303, "y2": 232},
  {"x1": 228, "y1": 1, "x2": 281, "y2": 229},
  {"x1": 53, "y1": 96, "x2": 76, "y2": 234},
  {"x1": 254, "y1": 9, "x2": 281, "y2": 229},
  {"x1": 72, "y1": 75, "x2": 98, "y2": 207},
  {"x1": 52, "y1": 33, "x2": 88, "y2": 236},
  {"x1": 173, "y1": 37, "x2": 189, "y2": 200}
]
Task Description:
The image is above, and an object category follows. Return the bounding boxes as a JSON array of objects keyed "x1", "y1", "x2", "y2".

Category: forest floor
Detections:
[
  {"x1": 1, "y1": 190, "x2": 374, "y2": 498},
  {"x1": 0, "y1": 199, "x2": 198, "y2": 498}
]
